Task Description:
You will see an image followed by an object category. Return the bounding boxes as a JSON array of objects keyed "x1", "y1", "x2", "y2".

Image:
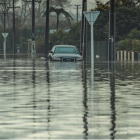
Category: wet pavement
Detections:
[{"x1": 0, "y1": 57, "x2": 140, "y2": 139}]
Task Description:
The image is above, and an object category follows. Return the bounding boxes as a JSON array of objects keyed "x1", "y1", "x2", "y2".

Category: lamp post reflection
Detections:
[
  {"x1": 109, "y1": 63, "x2": 116, "y2": 139},
  {"x1": 82, "y1": 61, "x2": 88, "y2": 139},
  {"x1": 32, "y1": 60, "x2": 36, "y2": 136},
  {"x1": 45, "y1": 61, "x2": 51, "y2": 138},
  {"x1": 12, "y1": 59, "x2": 16, "y2": 138}
]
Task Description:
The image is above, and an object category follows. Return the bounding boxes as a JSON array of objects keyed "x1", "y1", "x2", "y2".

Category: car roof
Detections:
[{"x1": 54, "y1": 45, "x2": 76, "y2": 48}]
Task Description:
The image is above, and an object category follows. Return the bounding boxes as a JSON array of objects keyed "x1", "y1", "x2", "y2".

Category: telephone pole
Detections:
[
  {"x1": 0, "y1": 1, "x2": 7, "y2": 33},
  {"x1": 74, "y1": 4, "x2": 81, "y2": 22},
  {"x1": 45, "y1": 0, "x2": 49, "y2": 57},
  {"x1": 81, "y1": 0, "x2": 87, "y2": 60},
  {"x1": 109, "y1": 0, "x2": 115, "y2": 61},
  {"x1": 8, "y1": 0, "x2": 20, "y2": 56},
  {"x1": 0, "y1": 1, "x2": 9, "y2": 60}
]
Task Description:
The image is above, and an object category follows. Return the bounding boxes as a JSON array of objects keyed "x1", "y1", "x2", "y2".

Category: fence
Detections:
[
  {"x1": 116, "y1": 51, "x2": 140, "y2": 61},
  {"x1": 87, "y1": 41, "x2": 108, "y2": 62}
]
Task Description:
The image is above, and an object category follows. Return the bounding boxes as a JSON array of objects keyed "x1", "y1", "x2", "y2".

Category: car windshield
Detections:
[{"x1": 54, "y1": 47, "x2": 79, "y2": 54}]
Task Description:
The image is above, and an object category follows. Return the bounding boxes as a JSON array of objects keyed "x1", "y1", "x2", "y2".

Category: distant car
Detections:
[{"x1": 48, "y1": 45, "x2": 83, "y2": 61}]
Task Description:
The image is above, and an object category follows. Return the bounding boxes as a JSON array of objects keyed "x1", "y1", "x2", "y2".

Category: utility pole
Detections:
[
  {"x1": 109, "y1": 0, "x2": 115, "y2": 61},
  {"x1": 74, "y1": 4, "x2": 81, "y2": 22},
  {"x1": 8, "y1": 0, "x2": 20, "y2": 57},
  {"x1": 81, "y1": 0, "x2": 87, "y2": 61},
  {"x1": 45, "y1": 0, "x2": 49, "y2": 57},
  {"x1": 0, "y1": 1, "x2": 9, "y2": 60},
  {"x1": 0, "y1": 1, "x2": 6, "y2": 33},
  {"x1": 24, "y1": 0, "x2": 41, "y2": 55}
]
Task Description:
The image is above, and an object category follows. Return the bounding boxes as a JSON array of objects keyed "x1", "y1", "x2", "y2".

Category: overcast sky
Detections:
[{"x1": 70, "y1": 0, "x2": 108, "y2": 14}]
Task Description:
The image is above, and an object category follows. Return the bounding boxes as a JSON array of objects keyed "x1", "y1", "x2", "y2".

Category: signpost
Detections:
[
  {"x1": 83, "y1": 11, "x2": 100, "y2": 85},
  {"x1": 2, "y1": 33, "x2": 8, "y2": 60}
]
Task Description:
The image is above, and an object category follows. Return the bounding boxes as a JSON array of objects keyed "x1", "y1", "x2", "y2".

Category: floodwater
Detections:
[{"x1": 0, "y1": 57, "x2": 140, "y2": 139}]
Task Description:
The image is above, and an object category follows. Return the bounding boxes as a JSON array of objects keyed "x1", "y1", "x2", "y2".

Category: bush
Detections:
[
  {"x1": 131, "y1": 39, "x2": 140, "y2": 52},
  {"x1": 50, "y1": 29, "x2": 67, "y2": 46},
  {"x1": 117, "y1": 39, "x2": 131, "y2": 51},
  {"x1": 117, "y1": 39, "x2": 140, "y2": 52},
  {"x1": 127, "y1": 28, "x2": 140, "y2": 40}
]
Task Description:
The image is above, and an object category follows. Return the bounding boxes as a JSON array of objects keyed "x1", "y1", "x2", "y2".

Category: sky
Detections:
[{"x1": 69, "y1": 0, "x2": 108, "y2": 14}]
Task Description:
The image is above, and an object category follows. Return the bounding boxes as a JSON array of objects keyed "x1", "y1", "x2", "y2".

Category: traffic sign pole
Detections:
[
  {"x1": 91, "y1": 20, "x2": 94, "y2": 85},
  {"x1": 4, "y1": 38, "x2": 6, "y2": 60},
  {"x1": 2, "y1": 33, "x2": 8, "y2": 60}
]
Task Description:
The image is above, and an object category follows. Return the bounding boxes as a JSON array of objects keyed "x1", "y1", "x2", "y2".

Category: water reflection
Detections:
[
  {"x1": 45, "y1": 61, "x2": 51, "y2": 138},
  {"x1": 109, "y1": 63, "x2": 116, "y2": 139},
  {"x1": 1, "y1": 59, "x2": 140, "y2": 139},
  {"x1": 82, "y1": 61, "x2": 88, "y2": 139},
  {"x1": 32, "y1": 60, "x2": 36, "y2": 137}
]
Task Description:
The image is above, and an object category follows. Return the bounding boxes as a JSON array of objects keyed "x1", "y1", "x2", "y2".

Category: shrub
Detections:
[
  {"x1": 117, "y1": 39, "x2": 140, "y2": 52},
  {"x1": 117, "y1": 39, "x2": 131, "y2": 51}
]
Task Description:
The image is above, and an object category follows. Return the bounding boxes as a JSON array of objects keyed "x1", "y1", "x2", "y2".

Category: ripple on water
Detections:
[{"x1": 0, "y1": 59, "x2": 140, "y2": 139}]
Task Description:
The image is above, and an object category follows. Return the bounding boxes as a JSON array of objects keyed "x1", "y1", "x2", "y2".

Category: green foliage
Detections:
[
  {"x1": 117, "y1": 39, "x2": 131, "y2": 50},
  {"x1": 94, "y1": 10, "x2": 109, "y2": 41},
  {"x1": 90, "y1": 0, "x2": 140, "y2": 41},
  {"x1": 127, "y1": 28, "x2": 140, "y2": 39},
  {"x1": 117, "y1": 39, "x2": 140, "y2": 52},
  {"x1": 63, "y1": 22, "x2": 81, "y2": 49},
  {"x1": 49, "y1": 22, "x2": 81, "y2": 50},
  {"x1": 50, "y1": 29, "x2": 67, "y2": 46},
  {"x1": 131, "y1": 39, "x2": 140, "y2": 52},
  {"x1": 93, "y1": 0, "x2": 109, "y2": 11},
  {"x1": 116, "y1": 7, "x2": 140, "y2": 40}
]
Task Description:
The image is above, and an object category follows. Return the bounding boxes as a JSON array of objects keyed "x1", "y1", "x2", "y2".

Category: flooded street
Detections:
[{"x1": 0, "y1": 58, "x2": 140, "y2": 139}]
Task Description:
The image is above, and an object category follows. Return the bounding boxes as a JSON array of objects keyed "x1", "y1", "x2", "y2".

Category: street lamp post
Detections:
[
  {"x1": 109, "y1": 0, "x2": 115, "y2": 62},
  {"x1": 13, "y1": 0, "x2": 16, "y2": 55},
  {"x1": 45, "y1": 0, "x2": 49, "y2": 57},
  {"x1": 81, "y1": 0, "x2": 87, "y2": 60}
]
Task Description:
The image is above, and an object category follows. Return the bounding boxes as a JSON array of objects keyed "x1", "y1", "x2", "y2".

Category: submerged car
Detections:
[{"x1": 48, "y1": 45, "x2": 83, "y2": 61}]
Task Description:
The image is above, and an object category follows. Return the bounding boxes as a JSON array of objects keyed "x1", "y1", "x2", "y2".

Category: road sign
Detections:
[
  {"x1": 83, "y1": 11, "x2": 100, "y2": 86},
  {"x1": 83, "y1": 11, "x2": 100, "y2": 25},
  {"x1": 2, "y1": 33, "x2": 8, "y2": 38}
]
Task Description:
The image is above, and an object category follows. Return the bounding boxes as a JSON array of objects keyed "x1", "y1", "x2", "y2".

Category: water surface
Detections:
[{"x1": 0, "y1": 58, "x2": 140, "y2": 139}]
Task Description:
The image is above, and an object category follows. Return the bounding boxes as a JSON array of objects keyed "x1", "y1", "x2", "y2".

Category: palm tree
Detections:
[{"x1": 49, "y1": 7, "x2": 73, "y2": 30}]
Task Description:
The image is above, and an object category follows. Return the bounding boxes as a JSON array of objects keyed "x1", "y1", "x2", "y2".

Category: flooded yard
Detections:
[{"x1": 0, "y1": 57, "x2": 140, "y2": 139}]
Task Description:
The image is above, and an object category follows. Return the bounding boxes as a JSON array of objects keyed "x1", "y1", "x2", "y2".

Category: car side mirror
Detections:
[{"x1": 49, "y1": 50, "x2": 53, "y2": 53}]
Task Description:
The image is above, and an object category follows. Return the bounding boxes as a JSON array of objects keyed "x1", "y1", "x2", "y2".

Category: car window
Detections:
[{"x1": 54, "y1": 47, "x2": 79, "y2": 54}]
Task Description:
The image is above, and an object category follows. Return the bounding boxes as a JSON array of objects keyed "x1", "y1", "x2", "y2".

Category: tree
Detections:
[
  {"x1": 49, "y1": 7, "x2": 73, "y2": 30},
  {"x1": 50, "y1": 29, "x2": 67, "y2": 46},
  {"x1": 90, "y1": 0, "x2": 140, "y2": 41},
  {"x1": 63, "y1": 22, "x2": 81, "y2": 49}
]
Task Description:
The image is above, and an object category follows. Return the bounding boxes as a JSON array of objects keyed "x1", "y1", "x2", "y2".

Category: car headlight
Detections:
[
  {"x1": 52, "y1": 57, "x2": 60, "y2": 60},
  {"x1": 76, "y1": 57, "x2": 83, "y2": 60}
]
